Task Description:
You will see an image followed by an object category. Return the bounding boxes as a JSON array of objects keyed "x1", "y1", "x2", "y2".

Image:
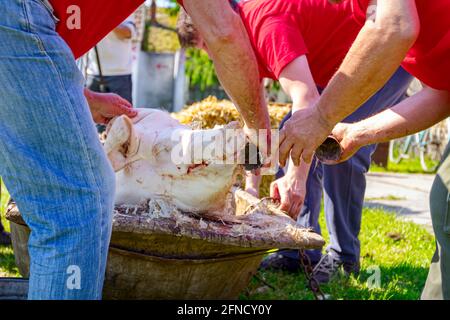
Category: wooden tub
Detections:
[{"x1": 6, "y1": 188, "x2": 324, "y2": 300}]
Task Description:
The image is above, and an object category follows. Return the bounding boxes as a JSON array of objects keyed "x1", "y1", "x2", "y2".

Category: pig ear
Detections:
[{"x1": 104, "y1": 115, "x2": 139, "y2": 172}]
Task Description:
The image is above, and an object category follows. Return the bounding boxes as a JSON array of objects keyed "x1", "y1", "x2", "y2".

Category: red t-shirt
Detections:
[
  {"x1": 237, "y1": 0, "x2": 362, "y2": 88},
  {"x1": 352, "y1": 0, "x2": 450, "y2": 91},
  {"x1": 49, "y1": 0, "x2": 144, "y2": 59}
]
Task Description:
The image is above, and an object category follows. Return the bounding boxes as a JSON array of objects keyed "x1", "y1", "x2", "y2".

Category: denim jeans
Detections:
[
  {"x1": 277, "y1": 67, "x2": 413, "y2": 264},
  {"x1": 0, "y1": 0, "x2": 115, "y2": 299}
]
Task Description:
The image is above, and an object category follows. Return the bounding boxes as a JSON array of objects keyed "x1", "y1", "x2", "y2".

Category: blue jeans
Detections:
[
  {"x1": 278, "y1": 67, "x2": 413, "y2": 264},
  {"x1": 0, "y1": 0, "x2": 115, "y2": 299}
]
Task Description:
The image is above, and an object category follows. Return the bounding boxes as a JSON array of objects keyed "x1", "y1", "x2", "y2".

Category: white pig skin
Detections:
[{"x1": 104, "y1": 108, "x2": 246, "y2": 213}]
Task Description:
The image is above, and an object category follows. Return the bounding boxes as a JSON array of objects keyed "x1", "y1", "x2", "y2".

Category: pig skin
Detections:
[{"x1": 104, "y1": 108, "x2": 247, "y2": 213}]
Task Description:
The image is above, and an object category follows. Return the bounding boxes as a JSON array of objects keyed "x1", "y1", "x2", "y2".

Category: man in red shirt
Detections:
[
  {"x1": 177, "y1": 0, "x2": 413, "y2": 283},
  {"x1": 276, "y1": 0, "x2": 450, "y2": 298},
  {"x1": 0, "y1": 0, "x2": 269, "y2": 300}
]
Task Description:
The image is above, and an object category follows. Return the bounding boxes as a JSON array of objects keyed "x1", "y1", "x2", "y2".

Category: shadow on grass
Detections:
[{"x1": 364, "y1": 202, "x2": 424, "y2": 218}]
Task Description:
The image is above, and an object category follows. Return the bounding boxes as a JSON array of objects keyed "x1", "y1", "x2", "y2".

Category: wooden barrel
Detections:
[
  {"x1": 6, "y1": 188, "x2": 324, "y2": 299},
  {"x1": 7, "y1": 221, "x2": 265, "y2": 300}
]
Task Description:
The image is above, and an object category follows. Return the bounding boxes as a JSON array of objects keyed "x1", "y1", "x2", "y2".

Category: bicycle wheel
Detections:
[
  {"x1": 389, "y1": 137, "x2": 409, "y2": 164},
  {"x1": 419, "y1": 127, "x2": 446, "y2": 173}
]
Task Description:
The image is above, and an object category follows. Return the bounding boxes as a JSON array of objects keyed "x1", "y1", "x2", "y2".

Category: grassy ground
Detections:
[
  {"x1": 370, "y1": 158, "x2": 435, "y2": 174},
  {"x1": 243, "y1": 208, "x2": 434, "y2": 300},
  {"x1": 0, "y1": 183, "x2": 435, "y2": 299},
  {"x1": 0, "y1": 180, "x2": 20, "y2": 277}
]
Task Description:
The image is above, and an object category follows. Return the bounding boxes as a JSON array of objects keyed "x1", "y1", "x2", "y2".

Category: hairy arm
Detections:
[
  {"x1": 334, "y1": 87, "x2": 450, "y2": 162},
  {"x1": 279, "y1": 0, "x2": 420, "y2": 165},
  {"x1": 113, "y1": 22, "x2": 134, "y2": 40},
  {"x1": 318, "y1": 0, "x2": 420, "y2": 125},
  {"x1": 183, "y1": 0, "x2": 270, "y2": 133}
]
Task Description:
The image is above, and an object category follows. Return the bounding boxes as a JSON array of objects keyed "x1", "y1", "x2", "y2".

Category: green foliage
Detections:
[
  {"x1": 0, "y1": 180, "x2": 19, "y2": 277},
  {"x1": 185, "y1": 48, "x2": 220, "y2": 90},
  {"x1": 166, "y1": 0, "x2": 180, "y2": 16},
  {"x1": 370, "y1": 158, "x2": 435, "y2": 174}
]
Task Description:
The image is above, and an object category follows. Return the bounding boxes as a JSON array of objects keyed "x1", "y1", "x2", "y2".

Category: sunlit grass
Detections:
[
  {"x1": 0, "y1": 182, "x2": 435, "y2": 298},
  {"x1": 0, "y1": 180, "x2": 19, "y2": 277},
  {"x1": 243, "y1": 207, "x2": 434, "y2": 300},
  {"x1": 370, "y1": 158, "x2": 436, "y2": 174}
]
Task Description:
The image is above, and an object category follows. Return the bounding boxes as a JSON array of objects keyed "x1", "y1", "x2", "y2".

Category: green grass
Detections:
[
  {"x1": 370, "y1": 158, "x2": 435, "y2": 174},
  {"x1": 242, "y1": 208, "x2": 434, "y2": 300},
  {"x1": 0, "y1": 180, "x2": 20, "y2": 277},
  {"x1": 365, "y1": 195, "x2": 407, "y2": 201},
  {"x1": 0, "y1": 183, "x2": 435, "y2": 299}
]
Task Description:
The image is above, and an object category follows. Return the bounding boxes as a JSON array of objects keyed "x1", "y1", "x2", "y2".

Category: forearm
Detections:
[
  {"x1": 317, "y1": 1, "x2": 419, "y2": 127},
  {"x1": 183, "y1": 0, "x2": 269, "y2": 130},
  {"x1": 291, "y1": 88, "x2": 320, "y2": 114},
  {"x1": 245, "y1": 173, "x2": 262, "y2": 190},
  {"x1": 351, "y1": 88, "x2": 450, "y2": 146},
  {"x1": 280, "y1": 55, "x2": 320, "y2": 114},
  {"x1": 113, "y1": 24, "x2": 133, "y2": 40},
  {"x1": 286, "y1": 157, "x2": 310, "y2": 180}
]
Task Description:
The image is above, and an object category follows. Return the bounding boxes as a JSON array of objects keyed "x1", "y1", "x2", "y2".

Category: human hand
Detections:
[
  {"x1": 330, "y1": 122, "x2": 364, "y2": 163},
  {"x1": 270, "y1": 170, "x2": 307, "y2": 220},
  {"x1": 85, "y1": 89, "x2": 137, "y2": 124},
  {"x1": 278, "y1": 107, "x2": 334, "y2": 167}
]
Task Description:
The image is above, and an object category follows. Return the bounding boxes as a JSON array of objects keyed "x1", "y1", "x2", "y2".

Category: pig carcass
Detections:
[{"x1": 104, "y1": 108, "x2": 248, "y2": 213}]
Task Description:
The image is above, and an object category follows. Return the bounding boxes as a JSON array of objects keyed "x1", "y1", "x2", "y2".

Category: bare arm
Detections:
[
  {"x1": 279, "y1": 0, "x2": 420, "y2": 165},
  {"x1": 183, "y1": 0, "x2": 270, "y2": 134},
  {"x1": 333, "y1": 87, "x2": 450, "y2": 162},
  {"x1": 279, "y1": 55, "x2": 318, "y2": 170},
  {"x1": 271, "y1": 56, "x2": 319, "y2": 217},
  {"x1": 318, "y1": 0, "x2": 420, "y2": 125},
  {"x1": 113, "y1": 22, "x2": 135, "y2": 40}
]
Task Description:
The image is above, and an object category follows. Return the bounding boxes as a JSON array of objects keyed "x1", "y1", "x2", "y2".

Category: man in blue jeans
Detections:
[
  {"x1": 0, "y1": 0, "x2": 270, "y2": 299},
  {"x1": 0, "y1": 0, "x2": 139, "y2": 299}
]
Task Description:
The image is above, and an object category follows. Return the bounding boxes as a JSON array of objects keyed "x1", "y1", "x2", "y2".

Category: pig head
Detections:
[{"x1": 104, "y1": 108, "x2": 247, "y2": 213}]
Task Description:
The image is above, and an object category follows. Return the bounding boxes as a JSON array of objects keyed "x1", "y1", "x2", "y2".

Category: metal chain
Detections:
[{"x1": 299, "y1": 249, "x2": 326, "y2": 300}]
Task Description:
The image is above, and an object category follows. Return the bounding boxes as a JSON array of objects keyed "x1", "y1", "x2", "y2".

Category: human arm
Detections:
[
  {"x1": 332, "y1": 87, "x2": 450, "y2": 162},
  {"x1": 270, "y1": 56, "x2": 320, "y2": 218},
  {"x1": 113, "y1": 19, "x2": 136, "y2": 40},
  {"x1": 245, "y1": 173, "x2": 262, "y2": 198},
  {"x1": 84, "y1": 88, "x2": 137, "y2": 124},
  {"x1": 182, "y1": 0, "x2": 270, "y2": 136},
  {"x1": 279, "y1": 0, "x2": 420, "y2": 165}
]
